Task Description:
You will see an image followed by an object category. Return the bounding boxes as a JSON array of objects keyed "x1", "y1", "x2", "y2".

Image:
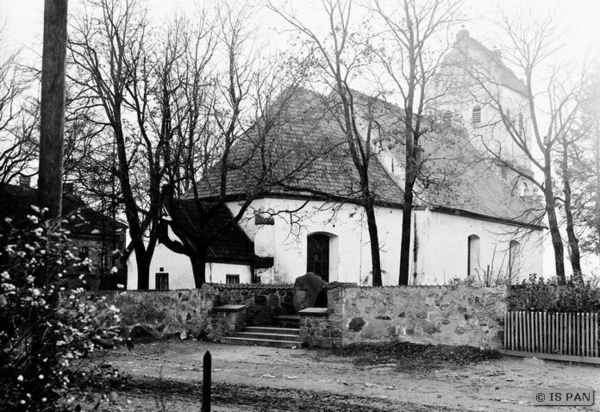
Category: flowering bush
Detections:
[{"x1": 0, "y1": 207, "x2": 122, "y2": 411}]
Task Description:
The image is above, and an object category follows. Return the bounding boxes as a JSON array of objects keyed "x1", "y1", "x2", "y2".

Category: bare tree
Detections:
[
  {"x1": 369, "y1": 0, "x2": 464, "y2": 285},
  {"x1": 0, "y1": 26, "x2": 39, "y2": 188},
  {"x1": 69, "y1": 0, "x2": 174, "y2": 289},
  {"x1": 269, "y1": 0, "x2": 388, "y2": 285},
  {"x1": 159, "y1": 2, "x2": 318, "y2": 287},
  {"x1": 451, "y1": 11, "x2": 593, "y2": 284},
  {"x1": 565, "y1": 67, "x2": 600, "y2": 266}
]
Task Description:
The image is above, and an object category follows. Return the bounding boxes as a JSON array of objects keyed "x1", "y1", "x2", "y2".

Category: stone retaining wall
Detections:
[
  {"x1": 303, "y1": 285, "x2": 508, "y2": 349},
  {"x1": 101, "y1": 284, "x2": 508, "y2": 348},
  {"x1": 100, "y1": 288, "x2": 216, "y2": 339},
  {"x1": 99, "y1": 283, "x2": 294, "y2": 340}
]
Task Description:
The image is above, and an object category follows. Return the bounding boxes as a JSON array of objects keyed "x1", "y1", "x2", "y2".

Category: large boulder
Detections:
[{"x1": 293, "y1": 272, "x2": 328, "y2": 312}]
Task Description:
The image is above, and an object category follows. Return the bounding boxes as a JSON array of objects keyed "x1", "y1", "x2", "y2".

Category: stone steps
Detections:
[
  {"x1": 221, "y1": 326, "x2": 302, "y2": 349},
  {"x1": 243, "y1": 326, "x2": 299, "y2": 336},
  {"x1": 276, "y1": 314, "x2": 300, "y2": 328}
]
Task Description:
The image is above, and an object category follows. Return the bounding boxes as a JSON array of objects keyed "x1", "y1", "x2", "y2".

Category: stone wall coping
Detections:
[
  {"x1": 212, "y1": 304, "x2": 247, "y2": 312},
  {"x1": 338, "y1": 285, "x2": 508, "y2": 290},
  {"x1": 206, "y1": 283, "x2": 294, "y2": 290},
  {"x1": 298, "y1": 308, "x2": 329, "y2": 316}
]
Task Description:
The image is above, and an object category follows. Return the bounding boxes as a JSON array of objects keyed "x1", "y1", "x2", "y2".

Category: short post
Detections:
[{"x1": 202, "y1": 350, "x2": 211, "y2": 412}]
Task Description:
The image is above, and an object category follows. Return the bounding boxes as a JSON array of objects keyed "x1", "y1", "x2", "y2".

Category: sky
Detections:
[{"x1": 1, "y1": 0, "x2": 599, "y2": 67}]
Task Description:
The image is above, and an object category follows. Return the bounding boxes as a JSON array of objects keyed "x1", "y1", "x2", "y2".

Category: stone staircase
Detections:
[
  {"x1": 220, "y1": 315, "x2": 302, "y2": 348},
  {"x1": 220, "y1": 326, "x2": 302, "y2": 348}
]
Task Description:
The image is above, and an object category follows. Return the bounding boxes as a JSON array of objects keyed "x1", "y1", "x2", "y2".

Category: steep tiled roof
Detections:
[
  {"x1": 365, "y1": 92, "x2": 540, "y2": 226},
  {"x1": 165, "y1": 199, "x2": 271, "y2": 266},
  {"x1": 384, "y1": 123, "x2": 539, "y2": 225},
  {"x1": 183, "y1": 88, "x2": 404, "y2": 206},
  {"x1": 185, "y1": 87, "x2": 539, "y2": 228}
]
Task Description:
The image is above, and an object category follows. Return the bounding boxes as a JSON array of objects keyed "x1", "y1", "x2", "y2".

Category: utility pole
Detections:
[{"x1": 38, "y1": 0, "x2": 69, "y2": 218}]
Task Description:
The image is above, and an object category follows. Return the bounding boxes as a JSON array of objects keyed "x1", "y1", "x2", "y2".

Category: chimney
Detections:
[{"x1": 19, "y1": 176, "x2": 31, "y2": 188}]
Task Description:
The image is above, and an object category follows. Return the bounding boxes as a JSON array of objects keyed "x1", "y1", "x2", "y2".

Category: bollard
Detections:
[{"x1": 201, "y1": 350, "x2": 211, "y2": 412}]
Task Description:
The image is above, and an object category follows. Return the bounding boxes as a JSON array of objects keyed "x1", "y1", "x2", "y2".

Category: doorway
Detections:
[{"x1": 307, "y1": 233, "x2": 330, "y2": 282}]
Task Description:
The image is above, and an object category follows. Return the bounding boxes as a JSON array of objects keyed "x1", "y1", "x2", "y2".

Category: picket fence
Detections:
[{"x1": 502, "y1": 311, "x2": 600, "y2": 364}]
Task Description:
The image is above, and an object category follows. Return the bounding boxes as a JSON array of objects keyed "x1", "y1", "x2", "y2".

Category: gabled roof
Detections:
[
  {"x1": 0, "y1": 183, "x2": 127, "y2": 236},
  {"x1": 443, "y1": 29, "x2": 528, "y2": 97},
  {"x1": 164, "y1": 199, "x2": 272, "y2": 267},
  {"x1": 185, "y1": 87, "x2": 540, "y2": 228}
]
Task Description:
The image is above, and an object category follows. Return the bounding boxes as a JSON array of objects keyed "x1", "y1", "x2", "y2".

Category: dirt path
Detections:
[{"x1": 94, "y1": 341, "x2": 600, "y2": 411}]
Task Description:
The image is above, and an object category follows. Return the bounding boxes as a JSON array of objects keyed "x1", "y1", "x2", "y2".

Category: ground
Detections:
[{"x1": 75, "y1": 340, "x2": 600, "y2": 411}]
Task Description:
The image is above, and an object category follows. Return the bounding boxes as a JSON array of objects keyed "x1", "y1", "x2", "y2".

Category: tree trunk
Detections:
[
  {"x1": 365, "y1": 198, "x2": 382, "y2": 286},
  {"x1": 399, "y1": 183, "x2": 415, "y2": 285},
  {"x1": 561, "y1": 149, "x2": 582, "y2": 282},
  {"x1": 544, "y1": 167, "x2": 566, "y2": 284},
  {"x1": 399, "y1": 137, "x2": 417, "y2": 285},
  {"x1": 133, "y1": 241, "x2": 150, "y2": 290},
  {"x1": 191, "y1": 247, "x2": 208, "y2": 288},
  {"x1": 38, "y1": 0, "x2": 68, "y2": 218}
]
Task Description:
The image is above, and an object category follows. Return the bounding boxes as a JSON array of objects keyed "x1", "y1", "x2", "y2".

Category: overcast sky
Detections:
[{"x1": 1, "y1": 0, "x2": 598, "y2": 72}]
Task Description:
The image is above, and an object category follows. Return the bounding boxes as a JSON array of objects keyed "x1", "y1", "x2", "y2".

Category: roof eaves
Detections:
[{"x1": 428, "y1": 205, "x2": 545, "y2": 230}]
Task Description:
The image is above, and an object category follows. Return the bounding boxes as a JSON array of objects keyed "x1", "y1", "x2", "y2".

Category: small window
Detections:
[
  {"x1": 156, "y1": 272, "x2": 169, "y2": 290},
  {"x1": 467, "y1": 235, "x2": 481, "y2": 277},
  {"x1": 472, "y1": 106, "x2": 481, "y2": 125},
  {"x1": 226, "y1": 274, "x2": 240, "y2": 284},
  {"x1": 255, "y1": 213, "x2": 274, "y2": 225}
]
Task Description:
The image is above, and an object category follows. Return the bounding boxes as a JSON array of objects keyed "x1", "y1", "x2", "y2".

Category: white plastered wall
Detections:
[
  {"x1": 227, "y1": 198, "x2": 403, "y2": 285},
  {"x1": 412, "y1": 208, "x2": 544, "y2": 285},
  {"x1": 126, "y1": 226, "x2": 252, "y2": 289},
  {"x1": 126, "y1": 197, "x2": 544, "y2": 289}
]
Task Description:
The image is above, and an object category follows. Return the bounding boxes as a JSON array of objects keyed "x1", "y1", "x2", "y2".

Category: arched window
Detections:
[
  {"x1": 508, "y1": 240, "x2": 521, "y2": 279},
  {"x1": 467, "y1": 235, "x2": 481, "y2": 277},
  {"x1": 472, "y1": 106, "x2": 481, "y2": 125}
]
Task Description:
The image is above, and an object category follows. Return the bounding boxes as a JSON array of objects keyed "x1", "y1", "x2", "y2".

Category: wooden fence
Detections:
[{"x1": 502, "y1": 311, "x2": 600, "y2": 364}]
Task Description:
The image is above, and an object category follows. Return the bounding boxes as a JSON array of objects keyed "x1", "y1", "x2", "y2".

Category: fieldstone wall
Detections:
[
  {"x1": 101, "y1": 288, "x2": 216, "y2": 339},
  {"x1": 99, "y1": 283, "x2": 295, "y2": 340},
  {"x1": 205, "y1": 283, "x2": 294, "y2": 325},
  {"x1": 302, "y1": 285, "x2": 508, "y2": 349},
  {"x1": 210, "y1": 306, "x2": 248, "y2": 338}
]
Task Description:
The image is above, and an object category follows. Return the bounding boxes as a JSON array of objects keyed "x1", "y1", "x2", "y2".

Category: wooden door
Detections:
[{"x1": 307, "y1": 234, "x2": 329, "y2": 282}]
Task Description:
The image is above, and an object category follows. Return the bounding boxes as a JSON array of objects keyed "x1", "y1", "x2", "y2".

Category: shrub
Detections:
[
  {"x1": 0, "y1": 208, "x2": 122, "y2": 411},
  {"x1": 508, "y1": 273, "x2": 600, "y2": 312}
]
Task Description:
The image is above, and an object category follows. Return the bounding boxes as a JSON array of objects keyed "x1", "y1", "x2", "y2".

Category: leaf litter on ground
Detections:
[{"x1": 330, "y1": 341, "x2": 502, "y2": 371}]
